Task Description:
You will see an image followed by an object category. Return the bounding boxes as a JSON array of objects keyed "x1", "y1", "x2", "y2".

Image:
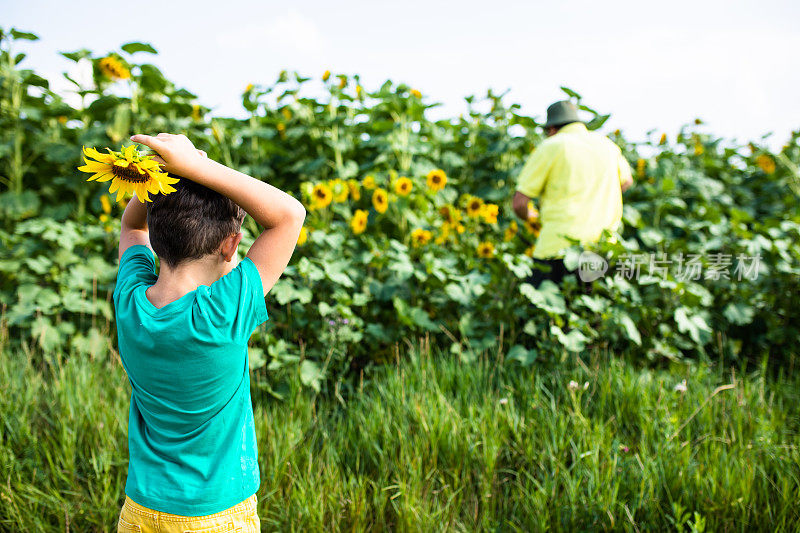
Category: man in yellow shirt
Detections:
[{"x1": 512, "y1": 100, "x2": 633, "y2": 287}]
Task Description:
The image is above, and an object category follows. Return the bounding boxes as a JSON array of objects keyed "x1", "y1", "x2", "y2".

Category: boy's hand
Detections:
[{"x1": 130, "y1": 133, "x2": 206, "y2": 178}]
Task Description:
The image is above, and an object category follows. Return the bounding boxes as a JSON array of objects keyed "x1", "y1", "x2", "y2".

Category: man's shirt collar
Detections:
[{"x1": 558, "y1": 122, "x2": 588, "y2": 135}]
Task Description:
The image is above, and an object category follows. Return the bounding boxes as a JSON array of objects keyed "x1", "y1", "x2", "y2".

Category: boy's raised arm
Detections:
[
  {"x1": 129, "y1": 133, "x2": 306, "y2": 296},
  {"x1": 119, "y1": 194, "x2": 153, "y2": 261}
]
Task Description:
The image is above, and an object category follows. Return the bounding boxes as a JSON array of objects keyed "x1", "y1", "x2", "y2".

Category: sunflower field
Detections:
[{"x1": 1, "y1": 28, "x2": 799, "y2": 395}]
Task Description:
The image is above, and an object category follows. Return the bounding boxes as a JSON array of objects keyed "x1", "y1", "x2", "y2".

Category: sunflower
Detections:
[
  {"x1": 637, "y1": 158, "x2": 646, "y2": 178},
  {"x1": 77, "y1": 145, "x2": 179, "y2": 202},
  {"x1": 756, "y1": 154, "x2": 776, "y2": 174},
  {"x1": 411, "y1": 228, "x2": 432, "y2": 247},
  {"x1": 466, "y1": 196, "x2": 484, "y2": 217},
  {"x1": 659, "y1": 133, "x2": 667, "y2": 145},
  {"x1": 410, "y1": 89, "x2": 422, "y2": 99},
  {"x1": 362, "y1": 175, "x2": 377, "y2": 190},
  {"x1": 481, "y1": 203, "x2": 499, "y2": 224},
  {"x1": 347, "y1": 179, "x2": 361, "y2": 201},
  {"x1": 394, "y1": 177, "x2": 413, "y2": 196},
  {"x1": 356, "y1": 85, "x2": 364, "y2": 98},
  {"x1": 100, "y1": 195, "x2": 112, "y2": 214},
  {"x1": 98, "y1": 56, "x2": 130, "y2": 80},
  {"x1": 524, "y1": 219, "x2": 542, "y2": 238},
  {"x1": 439, "y1": 205, "x2": 462, "y2": 224},
  {"x1": 311, "y1": 183, "x2": 333, "y2": 209},
  {"x1": 426, "y1": 169, "x2": 447, "y2": 192},
  {"x1": 350, "y1": 209, "x2": 368, "y2": 235},
  {"x1": 435, "y1": 223, "x2": 451, "y2": 245},
  {"x1": 372, "y1": 188, "x2": 388, "y2": 213},
  {"x1": 503, "y1": 221, "x2": 518, "y2": 242},
  {"x1": 331, "y1": 179, "x2": 349, "y2": 203},
  {"x1": 322, "y1": 70, "x2": 331, "y2": 82},
  {"x1": 297, "y1": 226, "x2": 309, "y2": 246},
  {"x1": 477, "y1": 241, "x2": 495, "y2": 258}
]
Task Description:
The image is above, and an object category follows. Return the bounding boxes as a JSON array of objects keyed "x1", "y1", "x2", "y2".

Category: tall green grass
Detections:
[{"x1": 1, "y1": 342, "x2": 798, "y2": 531}]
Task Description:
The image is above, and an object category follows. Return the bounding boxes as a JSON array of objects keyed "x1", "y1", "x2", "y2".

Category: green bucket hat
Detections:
[{"x1": 544, "y1": 100, "x2": 583, "y2": 128}]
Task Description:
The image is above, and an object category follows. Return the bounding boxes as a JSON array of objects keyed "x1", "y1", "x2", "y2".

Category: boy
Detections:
[{"x1": 113, "y1": 133, "x2": 305, "y2": 532}]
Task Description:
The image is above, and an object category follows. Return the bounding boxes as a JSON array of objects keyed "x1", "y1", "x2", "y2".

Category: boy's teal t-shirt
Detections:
[{"x1": 113, "y1": 245, "x2": 268, "y2": 516}]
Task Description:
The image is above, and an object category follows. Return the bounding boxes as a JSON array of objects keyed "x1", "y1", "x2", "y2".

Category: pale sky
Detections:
[{"x1": 5, "y1": 0, "x2": 799, "y2": 149}]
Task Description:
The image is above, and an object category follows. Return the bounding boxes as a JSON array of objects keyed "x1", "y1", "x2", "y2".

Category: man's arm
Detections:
[
  {"x1": 129, "y1": 133, "x2": 306, "y2": 296},
  {"x1": 119, "y1": 194, "x2": 152, "y2": 261},
  {"x1": 512, "y1": 191, "x2": 533, "y2": 221}
]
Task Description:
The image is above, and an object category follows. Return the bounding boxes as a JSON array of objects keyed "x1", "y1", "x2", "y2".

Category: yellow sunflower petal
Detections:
[
  {"x1": 95, "y1": 172, "x2": 114, "y2": 182},
  {"x1": 122, "y1": 145, "x2": 136, "y2": 161},
  {"x1": 138, "y1": 185, "x2": 151, "y2": 202},
  {"x1": 85, "y1": 172, "x2": 105, "y2": 182},
  {"x1": 82, "y1": 146, "x2": 115, "y2": 164},
  {"x1": 78, "y1": 160, "x2": 111, "y2": 173}
]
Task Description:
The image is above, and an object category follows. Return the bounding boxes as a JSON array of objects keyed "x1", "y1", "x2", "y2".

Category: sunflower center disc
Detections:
[{"x1": 112, "y1": 164, "x2": 150, "y2": 183}]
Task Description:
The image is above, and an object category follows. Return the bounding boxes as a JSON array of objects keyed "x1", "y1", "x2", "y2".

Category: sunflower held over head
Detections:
[
  {"x1": 411, "y1": 228, "x2": 432, "y2": 247},
  {"x1": 372, "y1": 188, "x2": 388, "y2": 214},
  {"x1": 426, "y1": 169, "x2": 447, "y2": 192},
  {"x1": 350, "y1": 209, "x2": 368, "y2": 235},
  {"x1": 394, "y1": 177, "x2": 413, "y2": 196},
  {"x1": 311, "y1": 183, "x2": 333, "y2": 210},
  {"x1": 77, "y1": 145, "x2": 179, "y2": 202},
  {"x1": 477, "y1": 241, "x2": 495, "y2": 258}
]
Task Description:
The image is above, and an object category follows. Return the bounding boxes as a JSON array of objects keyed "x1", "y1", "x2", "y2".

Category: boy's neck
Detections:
[{"x1": 146, "y1": 254, "x2": 237, "y2": 308}]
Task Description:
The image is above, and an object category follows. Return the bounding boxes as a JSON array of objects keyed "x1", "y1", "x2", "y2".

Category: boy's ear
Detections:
[{"x1": 220, "y1": 232, "x2": 243, "y2": 262}]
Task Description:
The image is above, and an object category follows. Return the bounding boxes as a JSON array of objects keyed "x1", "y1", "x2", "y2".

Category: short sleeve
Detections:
[
  {"x1": 516, "y1": 142, "x2": 557, "y2": 198},
  {"x1": 618, "y1": 153, "x2": 633, "y2": 185},
  {"x1": 113, "y1": 245, "x2": 157, "y2": 306},
  {"x1": 204, "y1": 257, "x2": 268, "y2": 344}
]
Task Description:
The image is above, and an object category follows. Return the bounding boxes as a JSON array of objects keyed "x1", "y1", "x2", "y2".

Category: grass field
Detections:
[{"x1": 1, "y1": 341, "x2": 798, "y2": 531}]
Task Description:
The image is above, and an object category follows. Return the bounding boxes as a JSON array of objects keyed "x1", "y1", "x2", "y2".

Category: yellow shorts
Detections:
[{"x1": 117, "y1": 494, "x2": 259, "y2": 533}]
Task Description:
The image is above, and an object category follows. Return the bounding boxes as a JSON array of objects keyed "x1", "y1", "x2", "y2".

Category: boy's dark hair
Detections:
[{"x1": 147, "y1": 176, "x2": 246, "y2": 268}]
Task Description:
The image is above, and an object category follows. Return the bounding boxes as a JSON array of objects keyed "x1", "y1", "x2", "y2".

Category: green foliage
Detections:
[
  {"x1": 1, "y1": 345, "x2": 798, "y2": 530},
  {"x1": 0, "y1": 28, "x2": 798, "y2": 394}
]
